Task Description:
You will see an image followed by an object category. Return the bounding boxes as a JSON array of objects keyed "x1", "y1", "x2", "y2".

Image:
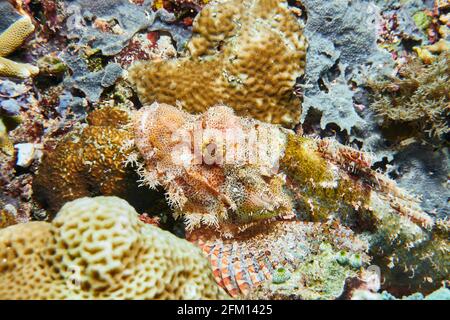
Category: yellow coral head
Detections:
[
  {"x1": 0, "y1": 15, "x2": 39, "y2": 78},
  {"x1": 0, "y1": 196, "x2": 226, "y2": 299},
  {"x1": 0, "y1": 15, "x2": 35, "y2": 57},
  {"x1": 128, "y1": 0, "x2": 307, "y2": 128}
]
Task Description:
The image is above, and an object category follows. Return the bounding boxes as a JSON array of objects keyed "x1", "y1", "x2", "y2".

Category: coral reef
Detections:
[
  {"x1": 129, "y1": 0, "x2": 307, "y2": 127},
  {"x1": 0, "y1": 0, "x2": 448, "y2": 301},
  {"x1": 375, "y1": 0, "x2": 431, "y2": 52},
  {"x1": 0, "y1": 79, "x2": 47, "y2": 225},
  {"x1": 32, "y1": 107, "x2": 162, "y2": 215},
  {"x1": 368, "y1": 51, "x2": 449, "y2": 146},
  {"x1": 295, "y1": 0, "x2": 448, "y2": 225},
  {"x1": 0, "y1": 204, "x2": 17, "y2": 229},
  {"x1": 62, "y1": 49, "x2": 124, "y2": 103},
  {"x1": 129, "y1": 103, "x2": 446, "y2": 295},
  {"x1": 280, "y1": 132, "x2": 448, "y2": 294},
  {"x1": 283, "y1": 133, "x2": 435, "y2": 227},
  {"x1": 0, "y1": 3, "x2": 39, "y2": 78},
  {"x1": 386, "y1": 144, "x2": 449, "y2": 218},
  {"x1": 0, "y1": 116, "x2": 15, "y2": 156},
  {"x1": 147, "y1": 3, "x2": 203, "y2": 51},
  {"x1": 0, "y1": 196, "x2": 226, "y2": 299},
  {"x1": 60, "y1": 0, "x2": 197, "y2": 105},
  {"x1": 30, "y1": 101, "x2": 448, "y2": 296}
]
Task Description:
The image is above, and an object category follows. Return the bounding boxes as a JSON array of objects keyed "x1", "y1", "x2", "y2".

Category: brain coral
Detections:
[
  {"x1": 0, "y1": 196, "x2": 226, "y2": 299},
  {"x1": 32, "y1": 107, "x2": 161, "y2": 214},
  {"x1": 128, "y1": 0, "x2": 307, "y2": 128},
  {"x1": 0, "y1": 12, "x2": 39, "y2": 78}
]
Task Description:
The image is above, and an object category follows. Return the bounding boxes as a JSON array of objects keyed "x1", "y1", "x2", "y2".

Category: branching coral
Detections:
[
  {"x1": 0, "y1": 14, "x2": 39, "y2": 78},
  {"x1": 128, "y1": 0, "x2": 307, "y2": 128},
  {"x1": 32, "y1": 107, "x2": 162, "y2": 215},
  {"x1": 368, "y1": 52, "x2": 450, "y2": 146},
  {"x1": 129, "y1": 102, "x2": 293, "y2": 237},
  {"x1": 0, "y1": 196, "x2": 226, "y2": 299}
]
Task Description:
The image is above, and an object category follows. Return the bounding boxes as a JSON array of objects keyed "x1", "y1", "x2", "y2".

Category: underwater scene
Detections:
[{"x1": 0, "y1": 0, "x2": 449, "y2": 300}]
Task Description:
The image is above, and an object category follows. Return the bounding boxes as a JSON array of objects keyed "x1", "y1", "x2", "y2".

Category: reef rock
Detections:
[
  {"x1": 64, "y1": 0, "x2": 154, "y2": 56},
  {"x1": 300, "y1": 0, "x2": 391, "y2": 131}
]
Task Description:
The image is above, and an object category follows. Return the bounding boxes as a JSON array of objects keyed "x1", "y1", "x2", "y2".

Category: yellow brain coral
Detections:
[
  {"x1": 128, "y1": 0, "x2": 307, "y2": 128},
  {"x1": 33, "y1": 107, "x2": 159, "y2": 214},
  {"x1": 0, "y1": 15, "x2": 39, "y2": 78},
  {"x1": 0, "y1": 196, "x2": 226, "y2": 299}
]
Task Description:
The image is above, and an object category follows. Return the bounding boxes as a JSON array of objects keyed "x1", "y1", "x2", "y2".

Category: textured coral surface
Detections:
[
  {"x1": 0, "y1": 196, "x2": 225, "y2": 299},
  {"x1": 0, "y1": 0, "x2": 449, "y2": 301},
  {"x1": 129, "y1": 0, "x2": 307, "y2": 127},
  {"x1": 0, "y1": 9, "x2": 39, "y2": 78},
  {"x1": 30, "y1": 101, "x2": 448, "y2": 296},
  {"x1": 32, "y1": 107, "x2": 158, "y2": 214}
]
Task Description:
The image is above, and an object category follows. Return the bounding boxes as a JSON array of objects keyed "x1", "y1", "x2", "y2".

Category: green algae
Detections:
[
  {"x1": 272, "y1": 267, "x2": 291, "y2": 284},
  {"x1": 281, "y1": 134, "x2": 373, "y2": 227},
  {"x1": 412, "y1": 11, "x2": 431, "y2": 31}
]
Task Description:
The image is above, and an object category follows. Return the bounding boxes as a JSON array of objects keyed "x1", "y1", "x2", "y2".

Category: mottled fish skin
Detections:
[
  {"x1": 198, "y1": 240, "x2": 276, "y2": 297},
  {"x1": 192, "y1": 221, "x2": 369, "y2": 298}
]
